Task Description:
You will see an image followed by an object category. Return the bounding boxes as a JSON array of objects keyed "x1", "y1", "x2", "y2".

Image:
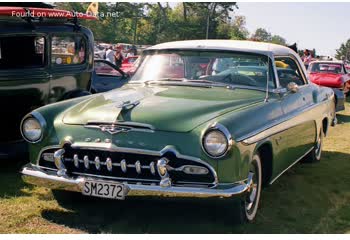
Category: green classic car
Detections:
[{"x1": 20, "y1": 40, "x2": 335, "y2": 223}]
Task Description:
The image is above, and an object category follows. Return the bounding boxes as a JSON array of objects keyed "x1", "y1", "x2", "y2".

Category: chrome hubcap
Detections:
[
  {"x1": 246, "y1": 163, "x2": 259, "y2": 214},
  {"x1": 315, "y1": 134, "x2": 322, "y2": 159}
]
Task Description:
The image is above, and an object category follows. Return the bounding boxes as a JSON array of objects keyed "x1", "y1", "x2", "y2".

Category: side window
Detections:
[
  {"x1": 0, "y1": 36, "x2": 45, "y2": 69},
  {"x1": 51, "y1": 35, "x2": 86, "y2": 65},
  {"x1": 275, "y1": 57, "x2": 306, "y2": 88}
]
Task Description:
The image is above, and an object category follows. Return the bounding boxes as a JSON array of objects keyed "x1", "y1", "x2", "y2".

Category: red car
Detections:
[
  {"x1": 308, "y1": 61, "x2": 350, "y2": 96},
  {"x1": 120, "y1": 56, "x2": 139, "y2": 75}
]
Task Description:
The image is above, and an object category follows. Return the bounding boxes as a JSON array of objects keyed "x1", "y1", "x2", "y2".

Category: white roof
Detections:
[{"x1": 147, "y1": 40, "x2": 296, "y2": 56}]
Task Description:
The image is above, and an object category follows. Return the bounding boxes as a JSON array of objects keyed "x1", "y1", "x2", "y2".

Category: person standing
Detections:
[
  {"x1": 105, "y1": 46, "x2": 115, "y2": 64},
  {"x1": 114, "y1": 47, "x2": 124, "y2": 68},
  {"x1": 303, "y1": 49, "x2": 312, "y2": 69}
]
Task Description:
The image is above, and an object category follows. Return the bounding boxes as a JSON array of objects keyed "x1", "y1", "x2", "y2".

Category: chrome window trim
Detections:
[{"x1": 274, "y1": 54, "x2": 309, "y2": 86}]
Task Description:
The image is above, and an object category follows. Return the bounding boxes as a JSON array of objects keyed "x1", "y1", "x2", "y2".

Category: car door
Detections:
[
  {"x1": 275, "y1": 56, "x2": 317, "y2": 171},
  {"x1": 92, "y1": 60, "x2": 129, "y2": 93}
]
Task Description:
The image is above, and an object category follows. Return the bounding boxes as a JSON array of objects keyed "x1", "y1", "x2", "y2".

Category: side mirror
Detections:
[{"x1": 287, "y1": 82, "x2": 299, "y2": 93}]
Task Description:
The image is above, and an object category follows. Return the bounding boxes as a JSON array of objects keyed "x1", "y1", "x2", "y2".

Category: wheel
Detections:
[
  {"x1": 303, "y1": 127, "x2": 324, "y2": 163},
  {"x1": 231, "y1": 153, "x2": 262, "y2": 223}
]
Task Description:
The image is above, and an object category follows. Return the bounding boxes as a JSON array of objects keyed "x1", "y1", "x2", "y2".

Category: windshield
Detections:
[
  {"x1": 130, "y1": 50, "x2": 275, "y2": 89},
  {"x1": 309, "y1": 62, "x2": 344, "y2": 74}
]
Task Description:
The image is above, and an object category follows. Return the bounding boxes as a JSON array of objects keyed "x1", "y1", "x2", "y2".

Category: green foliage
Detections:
[
  {"x1": 54, "y1": 2, "x2": 245, "y2": 45},
  {"x1": 251, "y1": 28, "x2": 287, "y2": 46},
  {"x1": 54, "y1": 2, "x2": 289, "y2": 46},
  {"x1": 271, "y1": 35, "x2": 286, "y2": 45},
  {"x1": 335, "y1": 39, "x2": 350, "y2": 61},
  {"x1": 251, "y1": 28, "x2": 272, "y2": 42}
]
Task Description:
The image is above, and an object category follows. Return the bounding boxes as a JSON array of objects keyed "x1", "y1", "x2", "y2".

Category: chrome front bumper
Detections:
[{"x1": 21, "y1": 164, "x2": 252, "y2": 199}]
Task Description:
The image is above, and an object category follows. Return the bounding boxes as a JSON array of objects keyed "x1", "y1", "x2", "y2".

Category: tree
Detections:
[
  {"x1": 52, "y1": 2, "x2": 290, "y2": 47},
  {"x1": 271, "y1": 35, "x2": 286, "y2": 45},
  {"x1": 183, "y1": 3, "x2": 237, "y2": 39},
  {"x1": 335, "y1": 39, "x2": 350, "y2": 61},
  {"x1": 231, "y1": 15, "x2": 249, "y2": 40},
  {"x1": 251, "y1": 28, "x2": 272, "y2": 42},
  {"x1": 216, "y1": 15, "x2": 249, "y2": 40}
]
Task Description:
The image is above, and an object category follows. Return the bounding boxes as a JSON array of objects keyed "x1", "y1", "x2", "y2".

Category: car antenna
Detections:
[{"x1": 264, "y1": 54, "x2": 270, "y2": 103}]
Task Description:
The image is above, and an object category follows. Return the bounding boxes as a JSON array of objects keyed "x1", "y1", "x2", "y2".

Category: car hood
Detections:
[{"x1": 62, "y1": 84, "x2": 265, "y2": 132}]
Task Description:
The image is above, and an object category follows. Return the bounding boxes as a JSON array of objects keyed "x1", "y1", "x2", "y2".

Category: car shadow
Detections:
[
  {"x1": 41, "y1": 151, "x2": 350, "y2": 233},
  {"x1": 42, "y1": 195, "x2": 236, "y2": 233},
  {"x1": 0, "y1": 158, "x2": 33, "y2": 198}
]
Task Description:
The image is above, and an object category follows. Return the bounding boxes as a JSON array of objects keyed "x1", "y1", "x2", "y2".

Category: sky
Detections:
[{"x1": 235, "y1": 2, "x2": 349, "y2": 57}]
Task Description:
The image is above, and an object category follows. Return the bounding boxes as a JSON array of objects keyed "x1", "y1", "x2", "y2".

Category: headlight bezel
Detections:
[
  {"x1": 201, "y1": 123, "x2": 233, "y2": 159},
  {"x1": 20, "y1": 112, "x2": 46, "y2": 143}
]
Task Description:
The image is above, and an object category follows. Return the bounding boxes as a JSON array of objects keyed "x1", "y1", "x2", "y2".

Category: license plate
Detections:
[{"x1": 82, "y1": 180, "x2": 125, "y2": 200}]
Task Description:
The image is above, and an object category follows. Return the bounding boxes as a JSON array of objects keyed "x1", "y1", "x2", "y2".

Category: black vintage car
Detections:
[{"x1": 0, "y1": 3, "x2": 95, "y2": 158}]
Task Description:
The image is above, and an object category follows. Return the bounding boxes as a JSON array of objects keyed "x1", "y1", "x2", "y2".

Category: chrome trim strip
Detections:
[
  {"x1": 21, "y1": 164, "x2": 252, "y2": 198},
  {"x1": 85, "y1": 121, "x2": 155, "y2": 132},
  {"x1": 86, "y1": 121, "x2": 155, "y2": 130},
  {"x1": 269, "y1": 147, "x2": 313, "y2": 184},
  {"x1": 38, "y1": 166, "x2": 57, "y2": 171},
  {"x1": 84, "y1": 125, "x2": 154, "y2": 134},
  {"x1": 71, "y1": 171, "x2": 159, "y2": 183},
  {"x1": 240, "y1": 100, "x2": 331, "y2": 144},
  {"x1": 176, "y1": 181, "x2": 213, "y2": 186}
]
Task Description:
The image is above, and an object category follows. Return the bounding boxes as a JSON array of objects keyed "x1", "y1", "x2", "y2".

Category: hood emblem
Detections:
[{"x1": 100, "y1": 125, "x2": 131, "y2": 135}]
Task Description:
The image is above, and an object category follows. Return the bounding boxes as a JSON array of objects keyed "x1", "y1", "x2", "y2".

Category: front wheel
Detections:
[{"x1": 233, "y1": 153, "x2": 262, "y2": 223}]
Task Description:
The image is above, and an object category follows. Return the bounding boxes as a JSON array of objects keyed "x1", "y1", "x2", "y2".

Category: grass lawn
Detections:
[{"x1": 0, "y1": 100, "x2": 349, "y2": 233}]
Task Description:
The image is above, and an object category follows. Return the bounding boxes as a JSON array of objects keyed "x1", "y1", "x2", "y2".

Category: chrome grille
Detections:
[{"x1": 38, "y1": 147, "x2": 216, "y2": 186}]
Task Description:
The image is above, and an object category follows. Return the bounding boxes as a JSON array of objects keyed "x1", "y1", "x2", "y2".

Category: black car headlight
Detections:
[
  {"x1": 21, "y1": 112, "x2": 46, "y2": 143},
  {"x1": 202, "y1": 123, "x2": 232, "y2": 158}
]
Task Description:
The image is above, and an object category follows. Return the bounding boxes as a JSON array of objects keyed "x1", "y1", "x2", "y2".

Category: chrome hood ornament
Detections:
[
  {"x1": 100, "y1": 125, "x2": 131, "y2": 135},
  {"x1": 117, "y1": 100, "x2": 140, "y2": 110}
]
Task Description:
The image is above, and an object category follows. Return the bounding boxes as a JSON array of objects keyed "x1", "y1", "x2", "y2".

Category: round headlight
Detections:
[
  {"x1": 21, "y1": 117, "x2": 43, "y2": 143},
  {"x1": 202, "y1": 125, "x2": 231, "y2": 158}
]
